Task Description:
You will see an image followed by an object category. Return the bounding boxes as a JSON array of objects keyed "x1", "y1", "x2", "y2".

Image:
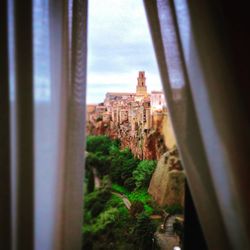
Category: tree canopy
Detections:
[{"x1": 133, "y1": 160, "x2": 157, "y2": 189}]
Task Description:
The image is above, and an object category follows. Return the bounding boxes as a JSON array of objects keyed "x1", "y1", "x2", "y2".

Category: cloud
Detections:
[{"x1": 87, "y1": 0, "x2": 162, "y2": 103}]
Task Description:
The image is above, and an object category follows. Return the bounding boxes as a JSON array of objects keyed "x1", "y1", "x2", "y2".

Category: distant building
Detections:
[
  {"x1": 136, "y1": 71, "x2": 147, "y2": 96},
  {"x1": 87, "y1": 71, "x2": 166, "y2": 136},
  {"x1": 150, "y1": 90, "x2": 166, "y2": 114},
  {"x1": 86, "y1": 71, "x2": 177, "y2": 158}
]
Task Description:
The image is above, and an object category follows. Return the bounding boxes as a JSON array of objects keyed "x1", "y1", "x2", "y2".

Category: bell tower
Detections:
[{"x1": 136, "y1": 71, "x2": 147, "y2": 96}]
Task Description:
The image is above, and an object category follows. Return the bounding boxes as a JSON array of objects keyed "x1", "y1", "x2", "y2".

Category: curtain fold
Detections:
[
  {"x1": 0, "y1": 0, "x2": 12, "y2": 248},
  {"x1": 48, "y1": 0, "x2": 87, "y2": 249},
  {"x1": 0, "y1": 0, "x2": 88, "y2": 249},
  {"x1": 60, "y1": 0, "x2": 87, "y2": 249},
  {"x1": 144, "y1": 0, "x2": 250, "y2": 249},
  {"x1": 14, "y1": 0, "x2": 34, "y2": 249}
]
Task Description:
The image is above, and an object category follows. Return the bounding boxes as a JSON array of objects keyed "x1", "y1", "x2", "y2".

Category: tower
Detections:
[{"x1": 136, "y1": 71, "x2": 147, "y2": 96}]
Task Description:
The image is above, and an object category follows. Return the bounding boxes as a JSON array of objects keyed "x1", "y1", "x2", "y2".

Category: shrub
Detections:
[
  {"x1": 112, "y1": 183, "x2": 129, "y2": 195},
  {"x1": 144, "y1": 204, "x2": 154, "y2": 216},
  {"x1": 84, "y1": 189, "x2": 111, "y2": 211},
  {"x1": 105, "y1": 194, "x2": 123, "y2": 210},
  {"x1": 92, "y1": 207, "x2": 119, "y2": 233},
  {"x1": 110, "y1": 148, "x2": 139, "y2": 185},
  {"x1": 132, "y1": 160, "x2": 156, "y2": 189},
  {"x1": 130, "y1": 201, "x2": 144, "y2": 217},
  {"x1": 124, "y1": 177, "x2": 136, "y2": 192},
  {"x1": 91, "y1": 200, "x2": 105, "y2": 217},
  {"x1": 85, "y1": 152, "x2": 110, "y2": 178},
  {"x1": 133, "y1": 214, "x2": 156, "y2": 249},
  {"x1": 101, "y1": 175, "x2": 112, "y2": 189},
  {"x1": 86, "y1": 135, "x2": 117, "y2": 155},
  {"x1": 165, "y1": 203, "x2": 183, "y2": 215},
  {"x1": 128, "y1": 189, "x2": 151, "y2": 203},
  {"x1": 87, "y1": 169, "x2": 95, "y2": 193}
]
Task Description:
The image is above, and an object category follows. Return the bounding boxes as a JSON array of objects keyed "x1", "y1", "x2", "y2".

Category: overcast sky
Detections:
[{"x1": 87, "y1": 0, "x2": 162, "y2": 104}]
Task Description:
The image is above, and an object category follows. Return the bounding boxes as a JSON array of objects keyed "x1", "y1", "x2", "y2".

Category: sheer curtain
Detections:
[
  {"x1": 0, "y1": 0, "x2": 87, "y2": 249},
  {"x1": 0, "y1": 0, "x2": 12, "y2": 249},
  {"x1": 144, "y1": 1, "x2": 250, "y2": 249}
]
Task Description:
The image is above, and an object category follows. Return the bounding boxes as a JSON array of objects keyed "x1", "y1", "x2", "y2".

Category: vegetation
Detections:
[
  {"x1": 109, "y1": 147, "x2": 139, "y2": 185},
  {"x1": 164, "y1": 203, "x2": 183, "y2": 215},
  {"x1": 86, "y1": 135, "x2": 119, "y2": 155},
  {"x1": 133, "y1": 214, "x2": 157, "y2": 249},
  {"x1": 133, "y1": 160, "x2": 156, "y2": 189},
  {"x1": 83, "y1": 135, "x2": 183, "y2": 250}
]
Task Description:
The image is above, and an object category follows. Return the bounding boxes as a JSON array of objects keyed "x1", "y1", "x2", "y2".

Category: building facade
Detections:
[{"x1": 86, "y1": 71, "x2": 176, "y2": 159}]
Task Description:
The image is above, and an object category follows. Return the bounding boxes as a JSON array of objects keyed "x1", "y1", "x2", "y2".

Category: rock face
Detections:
[
  {"x1": 86, "y1": 112, "x2": 174, "y2": 161},
  {"x1": 148, "y1": 147, "x2": 185, "y2": 207}
]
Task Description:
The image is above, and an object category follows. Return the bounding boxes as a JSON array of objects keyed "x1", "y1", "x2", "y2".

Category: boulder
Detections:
[{"x1": 148, "y1": 147, "x2": 185, "y2": 207}]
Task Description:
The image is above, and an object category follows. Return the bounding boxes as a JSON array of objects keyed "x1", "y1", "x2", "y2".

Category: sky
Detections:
[{"x1": 87, "y1": 0, "x2": 162, "y2": 104}]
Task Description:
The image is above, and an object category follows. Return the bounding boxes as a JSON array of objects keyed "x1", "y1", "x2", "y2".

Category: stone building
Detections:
[
  {"x1": 150, "y1": 90, "x2": 167, "y2": 114},
  {"x1": 136, "y1": 71, "x2": 147, "y2": 98},
  {"x1": 86, "y1": 71, "x2": 176, "y2": 160}
]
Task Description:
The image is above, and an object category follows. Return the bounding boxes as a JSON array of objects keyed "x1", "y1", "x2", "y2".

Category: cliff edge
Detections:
[{"x1": 148, "y1": 146, "x2": 185, "y2": 207}]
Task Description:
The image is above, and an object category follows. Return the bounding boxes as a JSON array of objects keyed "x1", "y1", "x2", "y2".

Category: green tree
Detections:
[
  {"x1": 133, "y1": 214, "x2": 156, "y2": 250},
  {"x1": 86, "y1": 135, "x2": 118, "y2": 155},
  {"x1": 87, "y1": 169, "x2": 95, "y2": 193},
  {"x1": 85, "y1": 152, "x2": 110, "y2": 178},
  {"x1": 132, "y1": 160, "x2": 156, "y2": 189},
  {"x1": 124, "y1": 177, "x2": 136, "y2": 191},
  {"x1": 130, "y1": 201, "x2": 144, "y2": 217},
  {"x1": 110, "y1": 147, "x2": 139, "y2": 185}
]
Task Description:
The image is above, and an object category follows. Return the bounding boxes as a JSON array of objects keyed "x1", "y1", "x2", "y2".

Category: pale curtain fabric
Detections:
[
  {"x1": 0, "y1": 0, "x2": 88, "y2": 249},
  {"x1": 144, "y1": 1, "x2": 250, "y2": 249},
  {"x1": 0, "y1": 0, "x2": 12, "y2": 249}
]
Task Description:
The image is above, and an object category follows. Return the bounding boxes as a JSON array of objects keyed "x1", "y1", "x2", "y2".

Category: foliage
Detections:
[
  {"x1": 144, "y1": 204, "x2": 154, "y2": 216},
  {"x1": 90, "y1": 200, "x2": 106, "y2": 217},
  {"x1": 128, "y1": 189, "x2": 151, "y2": 204},
  {"x1": 87, "y1": 169, "x2": 94, "y2": 193},
  {"x1": 92, "y1": 207, "x2": 119, "y2": 234},
  {"x1": 130, "y1": 201, "x2": 144, "y2": 217},
  {"x1": 86, "y1": 135, "x2": 119, "y2": 155},
  {"x1": 165, "y1": 203, "x2": 183, "y2": 215},
  {"x1": 83, "y1": 211, "x2": 92, "y2": 224},
  {"x1": 83, "y1": 136, "x2": 161, "y2": 250},
  {"x1": 128, "y1": 190, "x2": 154, "y2": 216},
  {"x1": 101, "y1": 175, "x2": 112, "y2": 189},
  {"x1": 105, "y1": 194, "x2": 124, "y2": 210},
  {"x1": 133, "y1": 214, "x2": 157, "y2": 250},
  {"x1": 110, "y1": 147, "x2": 139, "y2": 185},
  {"x1": 85, "y1": 152, "x2": 110, "y2": 178},
  {"x1": 111, "y1": 183, "x2": 129, "y2": 195},
  {"x1": 132, "y1": 160, "x2": 156, "y2": 189},
  {"x1": 84, "y1": 189, "x2": 111, "y2": 217},
  {"x1": 123, "y1": 177, "x2": 136, "y2": 191}
]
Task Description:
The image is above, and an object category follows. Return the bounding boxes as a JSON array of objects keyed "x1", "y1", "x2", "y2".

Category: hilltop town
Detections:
[
  {"x1": 85, "y1": 72, "x2": 185, "y2": 249},
  {"x1": 86, "y1": 71, "x2": 176, "y2": 160}
]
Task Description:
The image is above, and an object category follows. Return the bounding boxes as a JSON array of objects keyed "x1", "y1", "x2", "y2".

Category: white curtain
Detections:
[
  {"x1": 0, "y1": 0, "x2": 88, "y2": 249},
  {"x1": 144, "y1": 1, "x2": 250, "y2": 249}
]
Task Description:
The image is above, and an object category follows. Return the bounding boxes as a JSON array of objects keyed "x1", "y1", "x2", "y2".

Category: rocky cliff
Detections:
[
  {"x1": 86, "y1": 112, "x2": 175, "y2": 161},
  {"x1": 148, "y1": 146, "x2": 185, "y2": 207}
]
